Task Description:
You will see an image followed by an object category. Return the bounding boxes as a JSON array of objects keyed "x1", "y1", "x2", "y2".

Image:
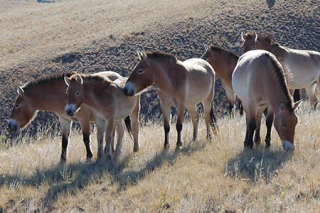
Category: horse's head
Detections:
[
  {"x1": 64, "y1": 74, "x2": 84, "y2": 116},
  {"x1": 255, "y1": 33, "x2": 279, "y2": 52},
  {"x1": 8, "y1": 87, "x2": 37, "y2": 132},
  {"x1": 241, "y1": 31, "x2": 257, "y2": 53},
  {"x1": 273, "y1": 101, "x2": 301, "y2": 151},
  {"x1": 123, "y1": 51, "x2": 155, "y2": 96}
]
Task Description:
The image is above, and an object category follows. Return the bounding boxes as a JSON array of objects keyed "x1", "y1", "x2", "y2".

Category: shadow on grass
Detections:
[
  {"x1": 225, "y1": 146, "x2": 293, "y2": 183},
  {"x1": 0, "y1": 140, "x2": 205, "y2": 211}
]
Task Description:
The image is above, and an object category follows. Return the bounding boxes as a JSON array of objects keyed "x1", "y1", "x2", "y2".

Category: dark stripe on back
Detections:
[
  {"x1": 266, "y1": 53, "x2": 293, "y2": 111},
  {"x1": 22, "y1": 71, "x2": 77, "y2": 90},
  {"x1": 209, "y1": 45, "x2": 239, "y2": 61},
  {"x1": 146, "y1": 51, "x2": 177, "y2": 63}
]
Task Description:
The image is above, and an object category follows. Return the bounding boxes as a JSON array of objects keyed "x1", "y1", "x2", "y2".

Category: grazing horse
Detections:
[
  {"x1": 123, "y1": 51, "x2": 217, "y2": 149},
  {"x1": 232, "y1": 50, "x2": 301, "y2": 151},
  {"x1": 201, "y1": 45, "x2": 243, "y2": 116},
  {"x1": 64, "y1": 73, "x2": 140, "y2": 160},
  {"x1": 8, "y1": 71, "x2": 128, "y2": 163},
  {"x1": 241, "y1": 32, "x2": 320, "y2": 108}
]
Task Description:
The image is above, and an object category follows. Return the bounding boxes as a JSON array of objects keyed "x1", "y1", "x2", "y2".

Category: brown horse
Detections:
[
  {"x1": 8, "y1": 71, "x2": 128, "y2": 163},
  {"x1": 201, "y1": 45, "x2": 243, "y2": 116},
  {"x1": 241, "y1": 32, "x2": 320, "y2": 108},
  {"x1": 64, "y1": 72, "x2": 140, "y2": 160},
  {"x1": 232, "y1": 50, "x2": 301, "y2": 151},
  {"x1": 123, "y1": 51, "x2": 217, "y2": 149}
]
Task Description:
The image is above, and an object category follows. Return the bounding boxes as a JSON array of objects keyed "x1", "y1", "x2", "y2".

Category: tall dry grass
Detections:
[{"x1": 1, "y1": 103, "x2": 320, "y2": 212}]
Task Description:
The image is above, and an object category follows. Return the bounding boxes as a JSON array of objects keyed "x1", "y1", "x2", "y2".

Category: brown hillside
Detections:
[{"x1": 1, "y1": 0, "x2": 319, "y2": 137}]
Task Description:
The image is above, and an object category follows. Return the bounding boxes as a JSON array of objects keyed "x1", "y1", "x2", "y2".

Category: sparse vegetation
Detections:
[{"x1": 1, "y1": 0, "x2": 320, "y2": 212}]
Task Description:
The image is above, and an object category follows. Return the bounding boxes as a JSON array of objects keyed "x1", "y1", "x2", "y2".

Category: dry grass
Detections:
[
  {"x1": 1, "y1": 0, "x2": 320, "y2": 212},
  {"x1": 1, "y1": 104, "x2": 320, "y2": 212}
]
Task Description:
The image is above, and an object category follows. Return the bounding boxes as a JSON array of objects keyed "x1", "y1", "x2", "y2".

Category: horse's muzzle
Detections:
[
  {"x1": 8, "y1": 119, "x2": 18, "y2": 132},
  {"x1": 65, "y1": 104, "x2": 75, "y2": 116},
  {"x1": 282, "y1": 141, "x2": 295, "y2": 152},
  {"x1": 123, "y1": 82, "x2": 135, "y2": 96}
]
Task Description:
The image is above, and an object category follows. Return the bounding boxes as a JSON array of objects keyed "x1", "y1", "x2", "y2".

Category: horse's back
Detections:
[
  {"x1": 92, "y1": 71, "x2": 122, "y2": 81},
  {"x1": 232, "y1": 50, "x2": 271, "y2": 104},
  {"x1": 182, "y1": 58, "x2": 216, "y2": 105}
]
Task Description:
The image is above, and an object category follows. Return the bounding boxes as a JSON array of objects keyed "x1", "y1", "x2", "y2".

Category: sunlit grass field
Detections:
[{"x1": 1, "y1": 103, "x2": 320, "y2": 212}]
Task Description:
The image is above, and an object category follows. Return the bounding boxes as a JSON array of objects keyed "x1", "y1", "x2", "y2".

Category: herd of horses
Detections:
[{"x1": 7, "y1": 32, "x2": 320, "y2": 163}]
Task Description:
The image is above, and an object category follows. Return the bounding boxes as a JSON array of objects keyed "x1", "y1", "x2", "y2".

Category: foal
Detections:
[{"x1": 65, "y1": 73, "x2": 140, "y2": 160}]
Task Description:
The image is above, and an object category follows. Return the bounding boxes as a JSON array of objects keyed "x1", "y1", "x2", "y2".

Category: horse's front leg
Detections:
[
  {"x1": 131, "y1": 96, "x2": 140, "y2": 152},
  {"x1": 114, "y1": 120, "x2": 124, "y2": 159},
  {"x1": 176, "y1": 104, "x2": 185, "y2": 149},
  {"x1": 265, "y1": 108, "x2": 274, "y2": 148},
  {"x1": 79, "y1": 120, "x2": 93, "y2": 161},
  {"x1": 95, "y1": 117, "x2": 105, "y2": 161},
  {"x1": 160, "y1": 100, "x2": 171, "y2": 149},
  {"x1": 104, "y1": 119, "x2": 115, "y2": 160},
  {"x1": 59, "y1": 118, "x2": 71, "y2": 163}
]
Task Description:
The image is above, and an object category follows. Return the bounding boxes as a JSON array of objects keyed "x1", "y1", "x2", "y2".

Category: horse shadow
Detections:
[
  {"x1": 225, "y1": 146, "x2": 292, "y2": 183},
  {"x1": 0, "y1": 140, "x2": 205, "y2": 210}
]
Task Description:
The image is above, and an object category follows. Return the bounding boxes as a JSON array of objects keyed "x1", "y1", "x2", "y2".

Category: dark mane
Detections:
[
  {"x1": 258, "y1": 34, "x2": 280, "y2": 46},
  {"x1": 70, "y1": 73, "x2": 112, "y2": 85},
  {"x1": 266, "y1": 53, "x2": 293, "y2": 111},
  {"x1": 209, "y1": 45, "x2": 239, "y2": 60},
  {"x1": 245, "y1": 32, "x2": 256, "y2": 39},
  {"x1": 146, "y1": 51, "x2": 177, "y2": 63},
  {"x1": 22, "y1": 71, "x2": 76, "y2": 90}
]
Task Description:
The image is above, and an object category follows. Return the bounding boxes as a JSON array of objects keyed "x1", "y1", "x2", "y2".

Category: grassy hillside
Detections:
[{"x1": 1, "y1": 0, "x2": 320, "y2": 212}]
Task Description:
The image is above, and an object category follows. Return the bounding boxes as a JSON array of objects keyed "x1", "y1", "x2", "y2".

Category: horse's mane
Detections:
[
  {"x1": 245, "y1": 32, "x2": 256, "y2": 39},
  {"x1": 22, "y1": 71, "x2": 76, "y2": 90},
  {"x1": 146, "y1": 51, "x2": 177, "y2": 63},
  {"x1": 70, "y1": 73, "x2": 112, "y2": 85},
  {"x1": 266, "y1": 52, "x2": 294, "y2": 111},
  {"x1": 209, "y1": 45, "x2": 239, "y2": 60},
  {"x1": 257, "y1": 34, "x2": 280, "y2": 46}
]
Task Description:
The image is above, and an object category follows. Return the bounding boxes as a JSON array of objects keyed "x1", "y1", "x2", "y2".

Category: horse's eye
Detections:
[
  {"x1": 282, "y1": 123, "x2": 286, "y2": 128},
  {"x1": 15, "y1": 104, "x2": 20, "y2": 108},
  {"x1": 137, "y1": 69, "x2": 144, "y2": 74},
  {"x1": 76, "y1": 91, "x2": 81, "y2": 96}
]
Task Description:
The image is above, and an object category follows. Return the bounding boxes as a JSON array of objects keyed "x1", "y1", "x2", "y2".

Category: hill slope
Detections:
[{"x1": 1, "y1": 0, "x2": 320, "y2": 135}]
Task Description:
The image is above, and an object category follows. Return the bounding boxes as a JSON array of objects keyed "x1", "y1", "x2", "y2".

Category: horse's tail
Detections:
[
  {"x1": 210, "y1": 106, "x2": 218, "y2": 131},
  {"x1": 124, "y1": 116, "x2": 133, "y2": 139}
]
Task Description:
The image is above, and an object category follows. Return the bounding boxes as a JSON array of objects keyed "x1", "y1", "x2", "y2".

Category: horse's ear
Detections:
[
  {"x1": 203, "y1": 44, "x2": 210, "y2": 52},
  {"x1": 138, "y1": 51, "x2": 147, "y2": 61},
  {"x1": 17, "y1": 87, "x2": 24, "y2": 96},
  {"x1": 64, "y1": 76, "x2": 70, "y2": 86},
  {"x1": 293, "y1": 100, "x2": 302, "y2": 111},
  {"x1": 241, "y1": 32, "x2": 245, "y2": 42},
  {"x1": 266, "y1": 33, "x2": 274, "y2": 41},
  {"x1": 280, "y1": 102, "x2": 285, "y2": 111},
  {"x1": 75, "y1": 75, "x2": 83, "y2": 85},
  {"x1": 253, "y1": 31, "x2": 257, "y2": 41}
]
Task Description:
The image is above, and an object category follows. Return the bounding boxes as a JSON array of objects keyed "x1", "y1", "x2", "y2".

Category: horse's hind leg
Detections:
[
  {"x1": 244, "y1": 114, "x2": 256, "y2": 149},
  {"x1": 186, "y1": 105, "x2": 199, "y2": 141},
  {"x1": 305, "y1": 83, "x2": 318, "y2": 109},
  {"x1": 59, "y1": 118, "x2": 71, "y2": 163},
  {"x1": 253, "y1": 107, "x2": 265, "y2": 146},
  {"x1": 175, "y1": 104, "x2": 185, "y2": 149}
]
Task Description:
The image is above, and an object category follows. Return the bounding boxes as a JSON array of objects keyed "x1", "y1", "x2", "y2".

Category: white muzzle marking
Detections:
[{"x1": 282, "y1": 140, "x2": 295, "y2": 151}]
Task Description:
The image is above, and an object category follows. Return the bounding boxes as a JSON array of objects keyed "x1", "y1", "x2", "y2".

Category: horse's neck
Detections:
[
  {"x1": 25, "y1": 81, "x2": 67, "y2": 111},
  {"x1": 82, "y1": 78, "x2": 113, "y2": 108},
  {"x1": 153, "y1": 61, "x2": 179, "y2": 92},
  {"x1": 214, "y1": 55, "x2": 237, "y2": 85}
]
